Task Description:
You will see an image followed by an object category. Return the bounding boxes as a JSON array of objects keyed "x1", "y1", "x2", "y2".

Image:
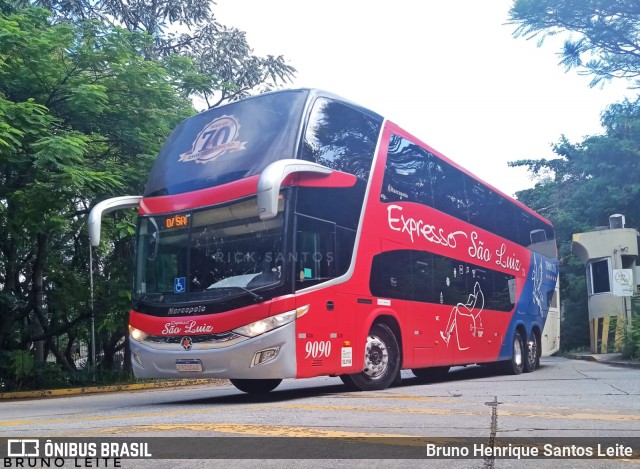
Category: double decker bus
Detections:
[{"x1": 89, "y1": 89, "x2": 559, "y2": 394}]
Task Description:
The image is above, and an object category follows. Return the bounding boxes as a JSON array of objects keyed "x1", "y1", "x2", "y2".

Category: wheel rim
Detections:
[
  {"x1": 363, "y1": 334, "x2": 389, "y2": 379},
  {"x1": 527, "y1": 336, "x2": 537, "y2": 368},
  {"x1": 513, "y1": 336, "x2": 523, "y2": 366}
]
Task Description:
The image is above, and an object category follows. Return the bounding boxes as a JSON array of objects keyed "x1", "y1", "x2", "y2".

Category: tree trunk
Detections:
[{"x1": 29, "y1": 233, "x2": 48, "y2": 364}]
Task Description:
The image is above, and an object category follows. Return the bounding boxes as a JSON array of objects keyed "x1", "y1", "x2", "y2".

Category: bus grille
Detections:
[{"x1": 143, "y1": 331, "x2": 246, "y2": 349}]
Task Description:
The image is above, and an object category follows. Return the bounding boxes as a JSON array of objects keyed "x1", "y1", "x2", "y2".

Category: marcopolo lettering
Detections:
[{"x1": 167, "y1": 306, "x2": 206, "y2": 316}]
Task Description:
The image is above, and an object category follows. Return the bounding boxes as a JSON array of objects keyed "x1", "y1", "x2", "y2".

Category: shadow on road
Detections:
[{"x1": 156, "y1": 362, "x2": 543, "y2": 406}]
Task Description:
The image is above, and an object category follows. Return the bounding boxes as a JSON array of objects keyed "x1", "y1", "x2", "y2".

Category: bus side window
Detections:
[
  {"x1": 412, "y1": 251, "x2": 436, "y2": 303},
  {"x1": 370, "y1": 250, "x2": 413, "y2": 300},
  {"x1": 494, "y1": 198, "x2": 518, "y2": 245},
  {"x1": 429, "y1": 155, "x2": 469, "y2": 222},
  {"x1": 381, "y1": 135, "x2": 433, "y2": 206},
  {"x1": 295, "y1": 214, "x2": 336, "y2": 287},
  {"x1": 466, "y1": 177, "x2": 497, "y2": 234},
  {"x1": 433, "y1": 256, "x2": 469, "y2": 306},
  {"x1": 295, "y1": 186, "x2": 362, "y2": 281}
]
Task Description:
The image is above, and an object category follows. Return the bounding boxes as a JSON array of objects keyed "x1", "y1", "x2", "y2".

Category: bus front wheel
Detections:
[
  {"x1": 230, "y1": 378, "x2": 282, "y2": 394},
  {"x1": 342, "y1": 323, "x2": 400, "y2": 391}
]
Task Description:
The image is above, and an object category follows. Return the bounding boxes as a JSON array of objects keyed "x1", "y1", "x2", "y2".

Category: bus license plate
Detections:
[{"x1": 176, "y1": 359, "x2": 203, "y2": 372}]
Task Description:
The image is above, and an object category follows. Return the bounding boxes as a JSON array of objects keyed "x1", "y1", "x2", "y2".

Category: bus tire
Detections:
[
  {"x1": 230, "y1": 378, "x2": 282, "y2": 394},
  {"x1": 523, "y1": 332, "x2": 540, "y2": 373},
  {"x1": 339, "y1": 374, "x2": 358, "y2": 390},
  {"x1": 502, "y1": 330, "x2": 525, "y2": 375},
  {"x1": 346, "y1": 323, "x2": 400, "y2": 391},
  {"x1": 412, "y1": 366, "x2": 450, "y2": 382}
]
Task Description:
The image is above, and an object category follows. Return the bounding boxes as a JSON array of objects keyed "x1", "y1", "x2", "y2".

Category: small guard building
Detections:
[{"x1": 571, "y1": 214, "x2": 639, "y2": 353}]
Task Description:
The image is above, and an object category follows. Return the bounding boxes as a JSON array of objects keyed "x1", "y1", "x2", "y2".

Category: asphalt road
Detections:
[{"x1": 1, "y1": 356, "x2": 639, "y2": 468}]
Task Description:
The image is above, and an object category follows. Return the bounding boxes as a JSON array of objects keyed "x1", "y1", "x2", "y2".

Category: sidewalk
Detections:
[
  {"x1": 0, "y1": 378, "x2": 229, "y2": 400},
  {"x1": 572, "y1": 352, "x2": 640, "y2": 369}
]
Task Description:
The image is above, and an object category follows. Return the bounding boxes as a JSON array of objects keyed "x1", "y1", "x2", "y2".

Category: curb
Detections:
[
  {"x1": 0, "y1": 378, "x2": 229, "y2": 400},
  {"x1": 571, "y1": 355, "x2": 640, "y2": 369}
]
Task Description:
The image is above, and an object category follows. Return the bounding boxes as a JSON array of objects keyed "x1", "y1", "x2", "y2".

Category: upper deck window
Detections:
[
  {"x1": 381, "y1": 134, "x2": 555, "y2": 252},
  {"x1": 144, "y1": 90, "x2": 308, "y2": 196},
  {"x1": 300, "y1": 98, "x2": 382, "y2": 181}
]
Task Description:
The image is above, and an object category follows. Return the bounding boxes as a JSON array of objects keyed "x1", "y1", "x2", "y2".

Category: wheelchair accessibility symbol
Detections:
[{"x1": 174, "y1": 277, "x2": 186, "y2": 293}]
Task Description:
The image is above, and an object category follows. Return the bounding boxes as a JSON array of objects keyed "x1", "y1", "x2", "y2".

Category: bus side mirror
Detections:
[
  {"x1": 88, "y1": 195, "x2": 142, "y2": 246},
  {"x1": 257, "y1": 159, "x2": 332, "y2": 220}
]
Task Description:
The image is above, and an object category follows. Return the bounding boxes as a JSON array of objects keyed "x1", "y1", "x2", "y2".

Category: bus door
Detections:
[
  {"x1": 369, "y1": 241, "x2": 449, "y2": 369},
  {"x1": 294, "y1": 215, "x2": 359, "y2": 377},
  {"x1": 408, "y1": 250, "x2": 453, "y2": 369}
]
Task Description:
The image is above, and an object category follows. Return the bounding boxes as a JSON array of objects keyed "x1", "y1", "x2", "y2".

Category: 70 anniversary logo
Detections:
[{"x1": 179, "y1": 115, "x2": 247, "y2": 164}]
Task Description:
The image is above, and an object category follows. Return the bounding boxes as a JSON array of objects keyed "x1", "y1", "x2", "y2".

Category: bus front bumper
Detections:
[{"x1": 129, "y1": 321, "x2": 297, "y2": 380}]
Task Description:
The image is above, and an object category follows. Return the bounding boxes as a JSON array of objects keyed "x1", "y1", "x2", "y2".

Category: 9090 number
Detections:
[{"x1": 305, "y1": 340, "x2": 331, "y2": 359}]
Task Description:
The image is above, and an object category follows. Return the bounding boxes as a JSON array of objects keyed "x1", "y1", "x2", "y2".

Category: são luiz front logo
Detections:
[{"x1": 179, "y1": 115, "x2": 247, "y2": 164}]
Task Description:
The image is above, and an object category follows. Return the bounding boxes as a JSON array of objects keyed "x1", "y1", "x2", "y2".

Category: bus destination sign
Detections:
[{"x1": 165, "y1": 214, "x2": 189, "y2": 229}]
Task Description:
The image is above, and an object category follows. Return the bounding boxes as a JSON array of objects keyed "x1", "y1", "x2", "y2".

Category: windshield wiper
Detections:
[
  {"x1": 229, "y1": 286, "x2": 264, "y2": 303},
  {"x1": 133, "y1": 293, "x2": 163, "y2": 307}
]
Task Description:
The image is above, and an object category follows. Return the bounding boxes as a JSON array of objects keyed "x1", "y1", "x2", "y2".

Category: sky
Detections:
[{"x1": 214, "y1": 0, "x2": 636, "y2": 197}]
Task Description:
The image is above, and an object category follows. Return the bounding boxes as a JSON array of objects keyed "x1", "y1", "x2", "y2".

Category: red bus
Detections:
[{"x1": 89, "y1": 89, "x2": 559, "y2": 394}]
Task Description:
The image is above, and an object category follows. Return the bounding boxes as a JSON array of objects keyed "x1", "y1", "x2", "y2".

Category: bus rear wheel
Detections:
[
  {"x1": 342, "y1": 323, "x2": 400, "y2": 391},
  {"x1": 412, "y1": 366, "x2": 450, "y2": 382},
  {"x1": 523, "y1": 332, "x2": 540, "y2": 373},
  {"x1": 501, "y1": 331, "x2": 524, "y2": 375},
  {"x1": 230, "y1": 378, "x2": 282, "y2": 394}
]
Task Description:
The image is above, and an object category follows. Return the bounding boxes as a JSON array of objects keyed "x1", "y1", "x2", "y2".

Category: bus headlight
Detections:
[
  {"x1": 129, "y1": 325, "x2": 148, "y2": 342},
  {"x1": 233, "y1": 306, "x2": 307, "y2": 338}
]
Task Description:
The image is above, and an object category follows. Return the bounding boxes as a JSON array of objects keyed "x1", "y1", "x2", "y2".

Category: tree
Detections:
[
  {"x1": 509, "y1": 0, "x2": 640, "y2": 87},
  {"x1": 27, "y1": 0, "x2": 296, "y2": 106},
  {"x1": 509, "y1": 0, "x2": 640, "y2": 351},
  {"x1": 1, "y1": 0, "x2": 297, "y2": 388},
  {"x1": 0, "y1": 7, "x2": 197, "y2": 386},
  {"x1": 511, "y1": 96, "x2": 640, "y2": 350}
]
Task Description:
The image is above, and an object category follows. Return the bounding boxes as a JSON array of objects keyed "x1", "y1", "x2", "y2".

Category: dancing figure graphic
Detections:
[{"x1": 440, "y1": 281, "x2": 485, "y2": 351}]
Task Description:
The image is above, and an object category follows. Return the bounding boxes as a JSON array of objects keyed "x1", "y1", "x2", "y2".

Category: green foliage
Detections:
[
  {"x1": 623, "y1": 302, "x2": 640, "y2": 359},
  {"x1": 512, "y1": 96, "x2": 640, "y2": 230},
  {"x1": 509, "y1": 0, "x2": 640, "y2": 87},
  {"x1": 0, "y1": 7, "x2": 196, "y2": 382},
  {"x1": 512, "y1": 95, "x2": 640, "y2": 351},
  {"x1": 31, "y1": 0, "x2": 296, "y2": 107},
  {"x1": 0, "y1": 0, "x2": 297, "y2": 389},
  {"x1": 558, "y1": 271, "x2": 590, "y2": 351},
  {"x1": 9, "y1": 350, "x2": 34, "y2": 380}
]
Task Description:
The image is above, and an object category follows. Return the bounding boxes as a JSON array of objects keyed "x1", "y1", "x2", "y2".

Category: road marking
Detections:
[
  {"x1": 498, "y1": 409, "x2": 640, "y2": 422},
  {"x1": 255, "y1": 403, "x2": 640, "y2": 422},
  {"x1": 1, "y1": 402, "x2": 638, "y2": 429},
  {"x1": 0, "y1": 406, "x2": 250, "y2": 427},
  {"x1": 360, "y1": 392, "x2": 629, "y2": 413},
  {"x1": 341, "y1": 392, "x2": 463, "y2": 404},
  {"x1": 98, "y1": 423, "x2": 423, "y2": 438},
  {"x1": 268, "y1": 403, "x2": 485, "y2": 416}
]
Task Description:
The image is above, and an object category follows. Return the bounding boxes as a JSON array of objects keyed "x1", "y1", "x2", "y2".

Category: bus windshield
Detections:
[{"x1": 134, "y1": 197, "x2": 285, "y2": 304}]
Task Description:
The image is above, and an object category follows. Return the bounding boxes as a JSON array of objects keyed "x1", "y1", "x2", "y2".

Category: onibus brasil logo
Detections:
[{"x1": 179, "y1": 115, "x2": 247, "y2": 164}]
